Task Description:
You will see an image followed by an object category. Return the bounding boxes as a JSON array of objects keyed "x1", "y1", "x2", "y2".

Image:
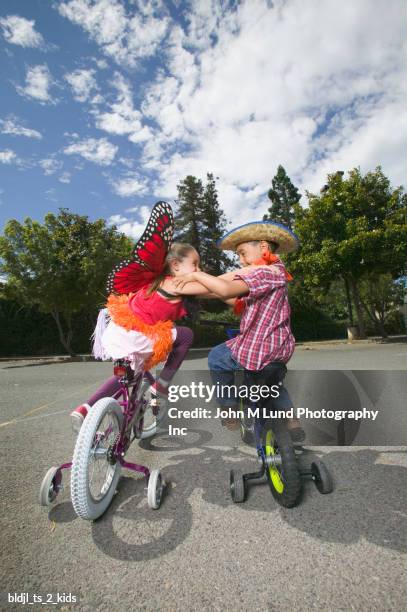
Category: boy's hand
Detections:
[{"x1": 172, "y1": 272, "x2": 197, "y2": 289}]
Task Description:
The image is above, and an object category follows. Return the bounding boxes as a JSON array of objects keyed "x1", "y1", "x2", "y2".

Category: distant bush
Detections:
[
  {"x1": 0, "y1": 298, "x2": 96, "y2": 356},
  {"x1": 0, "y1": 297, "x2": 404, "y2": 357}
]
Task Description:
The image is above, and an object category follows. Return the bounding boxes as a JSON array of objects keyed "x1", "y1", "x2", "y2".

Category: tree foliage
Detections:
[
  {"x1": 0, "y1": 208, "x2": 132, "y2": 355},
  {"x1": 292, "y1": 167, "x2": 407, "y2": 337},
  {"x1": 174, "y1": 175, "x2": 204, "y2": 251},
  {"x1": 358, "y1": 273, "x2": 406, "y2": 338},
  {"x1": 174, "y1": 173, "x2": 232, "y2": 275},
  {"x1": 263, "y1": 165, "x2": 301, "y2": 229}
]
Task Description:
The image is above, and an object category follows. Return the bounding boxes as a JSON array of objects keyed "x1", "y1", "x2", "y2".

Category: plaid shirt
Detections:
[{"x1": 226, "y1": 263, "x2": 295, "y2": 370}]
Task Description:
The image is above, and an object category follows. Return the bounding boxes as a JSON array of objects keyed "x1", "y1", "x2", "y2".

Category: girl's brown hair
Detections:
[{"x1": 144, "y1": 242, "x2": 198, "y2": 296}]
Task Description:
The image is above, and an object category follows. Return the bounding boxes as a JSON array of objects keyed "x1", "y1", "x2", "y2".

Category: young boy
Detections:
[{"x1": 172, "y1": 220, "x2": 304, "y2": 441}]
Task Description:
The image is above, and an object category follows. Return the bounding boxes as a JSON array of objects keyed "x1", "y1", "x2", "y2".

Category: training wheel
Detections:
[
  {"x1": 147, "y1": 469, "x2": 164, "y2": 509},
  {"x1": 230, "y1": 469, "x2": 246, "y2": 503},
  {"x1": 311, "y1": 460, "x2": 333, "y2": 494},
  {"x1": 39, "y1": 466, "x2": 62, "y2": 506}
]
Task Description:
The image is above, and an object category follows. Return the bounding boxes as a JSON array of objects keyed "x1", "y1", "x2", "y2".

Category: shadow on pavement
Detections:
[{"x1": 49, "y1": 428, "x2": 407, "y2": 560}]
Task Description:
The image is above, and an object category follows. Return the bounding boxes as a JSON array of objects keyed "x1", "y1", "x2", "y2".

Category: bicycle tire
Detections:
[
  {"x1": 71, "y1": 397, "x2": 123, "y2": 520},
  {"x1": 262, "y1": 419, "x2": 302, "y2": 508}
]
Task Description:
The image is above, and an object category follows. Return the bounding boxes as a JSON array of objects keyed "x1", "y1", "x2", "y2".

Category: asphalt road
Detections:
[
  {"x1": 186, "y1": 340, "x2": 407, "y2": 370},
  {"x1": 1, "y1": 343, "x2": 407, "y2": 611}
]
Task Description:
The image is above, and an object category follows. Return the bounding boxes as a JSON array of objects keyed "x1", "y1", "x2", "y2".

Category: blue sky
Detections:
[{"x1": 1, "y1": 0, "x2": 406, "y2": 239}]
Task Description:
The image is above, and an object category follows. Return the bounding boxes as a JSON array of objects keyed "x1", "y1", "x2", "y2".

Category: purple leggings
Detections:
[{"x1": 86, "y1": 326, "x2": 193, "y2": 407}]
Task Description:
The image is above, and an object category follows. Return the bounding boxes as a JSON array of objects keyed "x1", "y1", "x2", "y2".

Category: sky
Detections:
[{"x1": 0, "y1": 0, "x2": 406, "y2": 240}]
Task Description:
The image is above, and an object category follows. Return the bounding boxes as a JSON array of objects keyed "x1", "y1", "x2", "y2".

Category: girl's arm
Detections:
[{"x1": 173, "y1": 271, "x2": 249, "y2": 299}]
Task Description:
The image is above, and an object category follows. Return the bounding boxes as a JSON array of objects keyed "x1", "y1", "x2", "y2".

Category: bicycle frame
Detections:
[
  {"x1": 112, "y1": 366, "x2": 155, "y2": 476},
  {"x1": 53, "y1": 365, "x2": 156, "y2": 482}
]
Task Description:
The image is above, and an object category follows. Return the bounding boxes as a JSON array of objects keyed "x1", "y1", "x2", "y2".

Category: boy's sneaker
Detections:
[
  {"x1": 285, "y1": 417, "x2": 306, "y2": 443},
  {"x1": 70, "y1": 404, "x2": 90, "y2": 433}
]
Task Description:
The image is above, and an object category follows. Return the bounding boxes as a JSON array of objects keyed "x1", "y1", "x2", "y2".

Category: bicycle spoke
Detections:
[{"x1": 87, "y1": 411, "x2": 120, "y2": 500}]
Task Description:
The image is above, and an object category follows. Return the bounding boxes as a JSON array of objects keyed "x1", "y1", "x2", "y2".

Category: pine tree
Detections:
[
  {"x1": 263, "y1": 165, "x2": 301, "y2": 229},
  {"x1": 174, "y1": 175, "x2": 204, "y2": 253},
  {"x1": 201, "y1": 173, "x2": 232, "y2": 275},
  {"x1": 174, "y1": 174, "x2": 232, "y2": 274}
]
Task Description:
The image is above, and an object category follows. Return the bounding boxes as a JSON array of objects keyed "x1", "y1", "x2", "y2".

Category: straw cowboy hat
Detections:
[{"x1": 217, "y1": 220, "x2": 299, "y2": 253}]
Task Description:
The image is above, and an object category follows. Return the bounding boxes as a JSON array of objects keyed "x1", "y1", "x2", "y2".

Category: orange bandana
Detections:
[{"x1": 253, "y1": 252, "x2": 293, "y2": 281}]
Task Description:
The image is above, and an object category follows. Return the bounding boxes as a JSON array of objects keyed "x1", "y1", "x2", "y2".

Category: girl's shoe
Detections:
[
  {"x1": 138, "y1": 383, "x2": 169, "y2": 439},
  {"x1": 70, "y1": 404, "x2": 90, "y2": 433},
  {"x1": 148, "y1": 382, "x2": 168, "y2": 423}
]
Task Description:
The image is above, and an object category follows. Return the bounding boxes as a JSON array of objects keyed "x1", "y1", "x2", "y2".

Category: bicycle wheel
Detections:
[
  {"x1": 71, "y1": 397, "x2": 124, "y2": 520},
  {"x1": 39, "y1": 466, "x2": 62, "y2": 506},
  {"x1": 261, "y1": 419, "x2": 302, "y2": 508}
]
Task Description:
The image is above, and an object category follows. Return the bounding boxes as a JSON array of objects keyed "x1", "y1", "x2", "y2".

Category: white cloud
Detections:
[
  {"x1": 93, "y1": 57, "x2": 108, "y2": 69},
  {"x1": 0, "y1": 116, "x2": 42, "y2": 139},
  {"x1": 0, "y1": 15, "x2": 45, "y2": 48},
  {"x1": 0, "y1": 150, "x2": 17, "y2": 164},
  {"x1": 119, "y1": 157, "x2": 135, "y2": 168},
  {"x1": 64, "y1": 137, "x2": 118, "y2": 165},
  {"x1": 93, "y1": 72, "x2": 151, "y2": 142},
  {"x1": 39, "y1": 158, "x2": 63, "y2": 175},
  {"x1": 111, "y1": 174, "x2": 149, "y2": 197},
  {"x1": 64, "y1": 68, "x2": 98, "y2": 102},
  {"x1": 45, "y1": 188, "x2": 59, "y2": 202},
  {"x1": 59, "y1": 172, "x2": 71, "y2": 184},
  {"x1": 136, "y1": 0, "x2": 407, "y2": 220},
  {"x1": 91, "y1": 94, "x2": 104, "y2": 104},
  {"x1": 107, "y1": 205, "x2": 151, "y2": 239},
  {"x1": 43, "y1": 0, "x2": 407, "y2": 221},
  {"x1": 17, "y1": 64, "x2": 55, "y2": 103},
  {"x1": 182, "y1": 0, "x2": 228, "y2": 50},
  {"x1": 58, "y1": 0, "x2": 170, "y2": 67}
]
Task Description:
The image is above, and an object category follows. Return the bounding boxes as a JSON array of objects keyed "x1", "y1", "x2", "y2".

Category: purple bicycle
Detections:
[{"x1": 39, "y1": 360, "x2": 166, "y2": 520}]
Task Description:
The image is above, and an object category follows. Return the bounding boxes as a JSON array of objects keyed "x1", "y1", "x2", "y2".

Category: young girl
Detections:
[{"x1": 70, "y1": 242, "x2": 201, "y2": 432}]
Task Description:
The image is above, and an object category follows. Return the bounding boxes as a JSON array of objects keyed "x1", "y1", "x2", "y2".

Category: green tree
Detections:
[
  {"x1": 292, "y1": 167, "x2": 407, "y2": 338},
  {"x1": 174, "y1": 173, "x2": 232, "y2": 274},
  {"x1": 0, "y1": 208, "x2": 132, "y2": 355},
  {"x1": 358, "y1": 273, "x2": 405, "y2": 338},
  {"x1": 174, "y1": 175, "x2": 204, "y2": 252},
  {"x1": 263, "y1": 165, "x2": 301, "y2": 229},
  {"x1": 201, "y1": 173, "x2": 233, "y2": 275}
]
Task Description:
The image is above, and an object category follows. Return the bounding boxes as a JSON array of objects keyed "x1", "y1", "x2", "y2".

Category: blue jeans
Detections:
[
  {"x1": 207, "y1": 342, "x2": 243, "y2": 407},
  {"x1": 208, "y1": 342, "x2": 293, "y2": 411}
]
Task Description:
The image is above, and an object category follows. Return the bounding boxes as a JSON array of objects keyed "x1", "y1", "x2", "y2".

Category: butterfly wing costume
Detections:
[
  {"x1": 93, "y1": 202, "x2": 179, "y2": 370},
  {"x1": 106, "y1": 201, "x2": 174, "y2": 295}
]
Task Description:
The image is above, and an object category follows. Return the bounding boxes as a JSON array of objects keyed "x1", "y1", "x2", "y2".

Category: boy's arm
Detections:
[
  {"x1": 166, "y1": 278, "x2": 218, "y2": 297},
  {"x1": 167, "y1": 265, "x2": 275, "y2": 298},
  {"x1": 223, "y1": 297, "x2": 237, "y2": 306}
]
